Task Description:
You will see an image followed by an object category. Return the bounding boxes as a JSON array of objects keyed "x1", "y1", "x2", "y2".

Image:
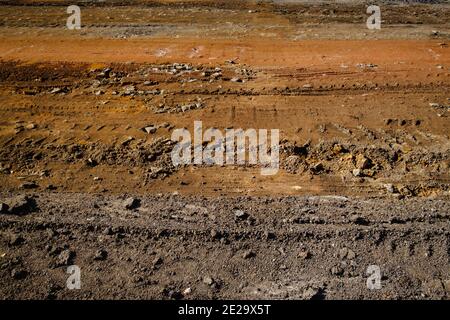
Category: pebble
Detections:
[
  {"x1": 9, "y1": 234, "x2": 25, "y2": 246},
  {"x1": 384, "y1": 183, "x2": 396, "y2": 193},
  {"x1": 183, "y1": 287, "x2": 192, "y2": 295},
  {"x1": 352, "y1": 169, "x2": 362, "y2": 177},
  {"x1": 123, "y1": 197, "x2": 140, "y2": 210},
  {"x1": 56, "y1": 249, "x2": 75, "y2": 266},
  {"x1": 203, "y1": 276, "x2": 215, "y2": 285},
  {"x1": 143, "y1": 125, "x2": 157, "y2": 134},
  {"x1": 4, "y1": 195, "x2": 37, "y2": 215},
  {"x1": 11, "y1": 268, "x2": 28, "y2": 280},
  {"x1": 94, "y1": 249, "x2": 108, "y2": 261},
  {"x1": 298, "y1": 250, "x2": 311, "y2": 260},
  {"x1": 0, "y1": 202, "x2": 9, "y2": 213},
  {"x1": 234, "y1": 209, "x2": 248, "y2": 220},
  {"x1": 242, "y1": 250, "x2": 255, "y2": 259}
]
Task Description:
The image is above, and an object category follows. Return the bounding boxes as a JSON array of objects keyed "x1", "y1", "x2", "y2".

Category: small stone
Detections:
[
  {"x1": 120, "y1": 136, "x2": 134, "y2": 146},
  {"x1": 339, "y1": 248, "x2": 356, "y2": 260},
  {"x1": 167, "y1": 290, "x2": 183, "y2": 300},
  {"x1": 56, "y1": 250, "x2": 75, "y2": 267},
  {"x1": 86, "y1": 158, "x2": 98, "y2": 167},
  {"x1": 0, "y1": 202, "x2": 9, "y2": 213},
  {"x1": 25, "y1": 123, "x2": 37, "y2": 130},
  {"x1": 123, "y1": 197, "x2": 140, "y2": 210},
  {"x1": 9, "y1": 234, "x2": 25, "y2": 246},
  {"x1": 347, "y1": 249, "x2": 356, "y2": 260},
  {"x1": 311, "y1": 162, "x2": 324, "y2": 174},
  {"x1": 183, "y1": 287, "x2": 192, "y2": 295},
  {"x1": 234, "y1": 209, "x2": 248, "y2": 220},
  {"x1": 210, "y1": 229, "x2": 221, "y2": 239},
  {"x1": 331, "y1": 266, "x2": 344, "y2": 276},
  {"x1": 11, "y1": 268, "x2": 28, "y2": 280},
  {"x1": 339, "y1": 247, "x2": 348, "y2": 259},
  {"x1": 152, "y1": 256, "x2": 163, "y2": 266},
  {"x1": 298, "y1": 250, "x2": 311, "y2": 260},
  {"x1": 94, "y1": 249, "x2": 108, "y2": 261},
  {"x1": 332, "y1": 144, "x2": 344, "y2": 154},
  {"x1": 6, "y1": 195, "x2": 37, "y2": 215},
  {"x1": 50, "y1": 87, "x2": 62, "y2": 94},
  {"x1": 350, "y1": 215, "x2": 369, "y2": 225},
  {"x1": 264, "y1": 231, "x2": 275, "y2": 240},
  {"x1": 230, "y1": 77, "x2": 242, "y2": 83},
  {"x1": 384, "y1": 183, "x2": 396, "y2": 193},
  {"x1": 20, "y1": 182, "x2": 38, "y2": 189},
  {"x1": 444, "y1": 280, "x2": 450, "y2": 293},
  {"x1": 352, "y1": 169, "x2": 362, "y2": 177},
  {"x1": 203, "y1": 276, "x2": 215, "y2": 285},
  {"x1": 242, "y1": 250, "x2": 255, "y2": 259},
  {"x1": 302, "y1": 287, "x2": 322, "y2": 300},
  {"x1": 143, "y1": 126, "x2": 157, "y2": 134},
  {"x1": 356, "y1": 154, "x2": 371, "y2": 169}
]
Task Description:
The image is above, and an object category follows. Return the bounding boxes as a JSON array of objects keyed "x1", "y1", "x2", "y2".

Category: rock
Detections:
[
  {"x1": 230, "y1": 77, "x2": 242, "y2": 83},
  {"x1": 86, "y1": 158, "x2": 98, "y2": 167},
  {"x1": 120, "y1": 136, "x2": 134, "y2": 146},
  {"x1": 50, "y1": 87, "x2": 62, "y2": 94},
  {"x1": 398, "y1": 185, "x2": 413, "y2": 197},
  {"x1": 6, "y1": 195, "x2": 37, "y2": 215},
  {"x1": 444, "y1": 280, "x2": 450, "y2": 293},
  {"x1": 203, "y1": 276, "x2": 215, "y2": 286},
  {"x1": 0, "y1": 202, "x2": 9, "y2": 213},
  {"x1": 298, "y1": 250, "x2": 311, "y2": 260},
  {"x1": 234, "y1": 209, "x2": 248, "y2": 220},
  {"x1": 350, "y1": 215, "x2": 369, "y2": 225},
  {"x1": 210, "y1": 229, "x2": 221, "y2": 240},
  {"x1": 339, "y1": 248, "x2": 356, "y2": 260},
  {"x1": 20, "y1": 182, "x2": 38, "y2": 189},
  {"x1": 143, "y1": 126, "x2": 157, "y2": 134},
  {"x1": 311, "y1": 162, "x2": 324, "y2": 174},
  {"x1": 152, "y1": 256, "x2": 163, "y2": 266},
  {"x1": 94, "y1": 249, "x2": 108, "y2": 261},
  {"x1": 242, "y1": 250, "x2": 255, "y2": 259},
  {"x1": 25, "y1": 123, "x2": 37, "y2": 130},
  {"x1": 347, "y1": 249, "x2": 356, "y2": 260},
  {"x1": 123, "y1": 85, "x2": 136, "y2": 95},
  {"x1": 352, "y1": 169, "x2": 362, "y2": 177},
  {"x1": 302, "y1": 286, "x2": 323, "y2": 300},
  {"x1": 123, "y1": 197, "x2": 140, "y2": 210},
  {"x1": 9, "y1": 234, "x2": 25, "y2": 246},
  {"x1": 356, "y1": 154, "x2": 372, "y2": 169},
  {"x1": 11, "y1": 268, "x2": 28, "y2": 280},
  {"x1": 167, "y1": 290, "x2": 183, "y2": 300},
  {"x1": 338, "y1": 248, "x2": 348, "y2": 259},
  {"x1": 384, "y1": 183, "x2": 396, "y2": 193},
  {"x1": 264, "y1": 231, "x2": 275, "y2": 240},
  {"x1": 332, "y1": 144, "x2": 344, "y2": 154},
  {"x1": 330, "y1": 266, "x2": 344, "y2": 276},
  {"x1": 56, "y1": 250, "x2": 75, "y2": 267},
  {"x1": 183, "y1": 287, "x2": 192, "y2": 295}
]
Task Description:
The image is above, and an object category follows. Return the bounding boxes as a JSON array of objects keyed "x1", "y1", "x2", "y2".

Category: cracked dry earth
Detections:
[{"x1": 0, "y1": 0, "x2": 450, "y2": 299}]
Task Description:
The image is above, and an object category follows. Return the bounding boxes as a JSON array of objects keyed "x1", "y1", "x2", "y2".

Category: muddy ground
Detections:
[{"x1": 0, "y1": 0, "x2": 449, "y2": 299}]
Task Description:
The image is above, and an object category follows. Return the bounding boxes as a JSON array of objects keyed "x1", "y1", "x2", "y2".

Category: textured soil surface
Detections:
[
  {"x1": 0, "y1": 0, "x2": 449, "y2": 300},
  {"x1": 1, "y1": 193, "x2": 450, "y2": 299}
]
